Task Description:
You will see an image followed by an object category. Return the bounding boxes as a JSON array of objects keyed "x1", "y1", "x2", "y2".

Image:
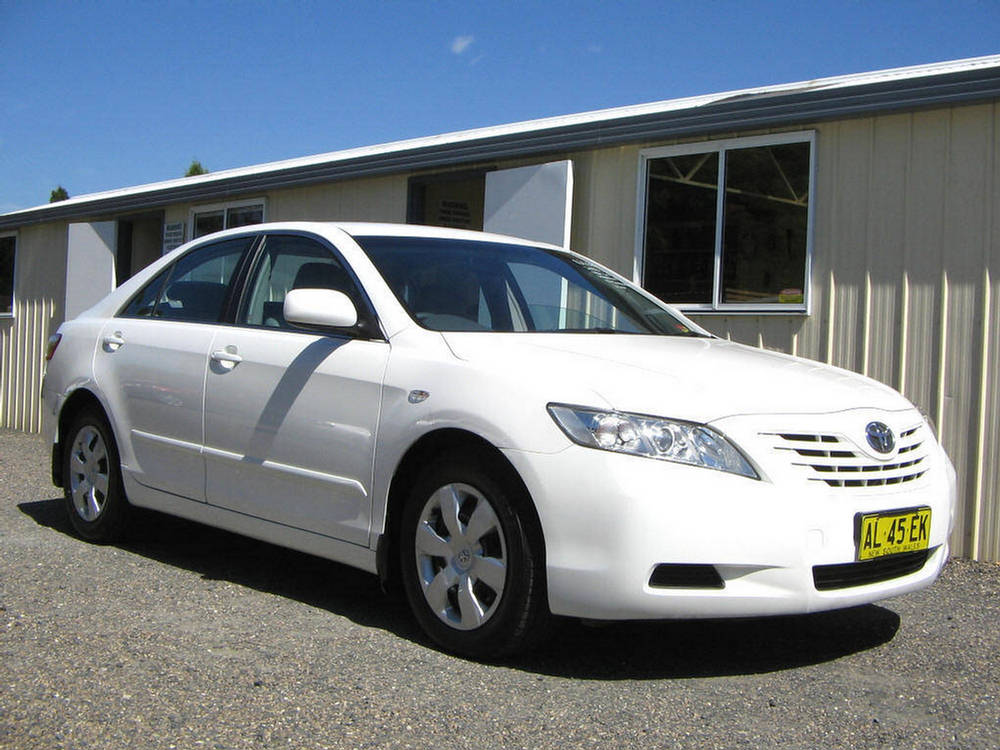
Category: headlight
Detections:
[{"x1": 547, "y1": 403, "x2": 759, "y2": 479}]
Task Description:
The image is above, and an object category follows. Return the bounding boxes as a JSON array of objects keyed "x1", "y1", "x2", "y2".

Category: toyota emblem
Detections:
[{"x1": 865, "y1": 422, "x2": 895, "y2": 454}]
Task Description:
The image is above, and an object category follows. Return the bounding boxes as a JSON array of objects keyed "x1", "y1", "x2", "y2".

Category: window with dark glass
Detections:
[
  {"x1": 120, "y1": 267, "x2": 170, "y2": 318},
  {"x1": 358, "y1": 236, "x2": 701, "y2": 336},
  {"x1": 241, "y1": 235, "x2": 360, "y2": 329},
  {"x1": 119, "y1": 237, "x2": 252, "y2": 323},
  {"x1": 192, "y1": 202, "x2": 264, "y2": 239},
  {"x1": 640, "y1": 136, "x2": 812, "y2": 310},
  {"x1": 0, "y1": 235, "x2": 15, "y2": 316}
]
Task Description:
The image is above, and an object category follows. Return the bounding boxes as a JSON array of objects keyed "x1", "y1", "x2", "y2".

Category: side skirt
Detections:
[{"x1": 121, "y1": 473, "x2": 379, "y2": 574}]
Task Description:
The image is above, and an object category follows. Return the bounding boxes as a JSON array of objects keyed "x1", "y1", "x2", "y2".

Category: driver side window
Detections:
[{"x1": 242, "y1": 235, "x2": 358, "y2": 329}]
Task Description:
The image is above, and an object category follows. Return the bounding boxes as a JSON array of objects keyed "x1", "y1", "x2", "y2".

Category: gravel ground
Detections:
[{"x1": 1, "y1": 428, "x2": 998, "y2": 750}]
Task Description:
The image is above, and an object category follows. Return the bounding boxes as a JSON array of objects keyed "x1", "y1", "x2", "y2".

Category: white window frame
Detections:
[
  {"x1": 188, "y1": 197, "x2": 267, "y2": 240},
  {"x1": 0, "y1": 231, "x2": 16, "y2": 319},
  {"x1": 633, "y1": 131, "x2": 816, "y2": 315}
]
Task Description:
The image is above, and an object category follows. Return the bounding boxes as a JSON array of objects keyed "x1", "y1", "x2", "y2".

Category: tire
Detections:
[
  {"x1": 62, "y1": 407, "x2": 130, "y2": 542},
  {"x1": 400, "y1": 450, "x2": 551, "y2": 659}
]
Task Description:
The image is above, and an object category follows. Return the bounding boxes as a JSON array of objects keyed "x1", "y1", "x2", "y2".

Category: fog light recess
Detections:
[{"x1": 649, "y1": 564, "x2": 725, "y2": 589}]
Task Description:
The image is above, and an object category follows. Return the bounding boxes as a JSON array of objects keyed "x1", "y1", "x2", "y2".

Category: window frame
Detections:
[
  {"x1": 235, "y1": 231, "x2": 385, "y2": 340},
  {"x1": 0, "y1": 231, "x2": 16, "y2": 319},
  {"x1": 117, "y1": 234, "x2": 260, "y2": 323},
  {"x1": 633, "y1": 131, "x2": 816, "y2": 315},
  {"x1": 189, "y1": 198, "x2": 267, "y2": 241}
]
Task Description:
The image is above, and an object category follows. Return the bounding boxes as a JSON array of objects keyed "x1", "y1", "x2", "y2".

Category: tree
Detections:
[
  {"x1": 49, "y1": 186, "x2": 69, "y2": 202},
  {"x1": 185, "y1": 160, "x2": 208, "y2": 177}
]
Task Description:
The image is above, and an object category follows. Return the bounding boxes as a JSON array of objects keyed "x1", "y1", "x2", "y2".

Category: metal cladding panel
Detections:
[
  {"x1": 980, "y1": 264, "x2": 1000, "y2": 561},
  {"x1": 570, "y1": 146, "x2": 640, "y2": 272},
  {"x1": 939, "y1": 105, "x2": 993, "y2": 557},
  {"x1": 267, "y1": 174, "x2": 409, "y2": 223},
  {"x1": 1, "y1": 223, "x2": 65, "y2": 432},
  {"x1": 980, "y1": 103, "x2": 1000, "y2": 561},
  {"x1": 687, "y1": 103, "x2": 1000, "y2": 560},
  {"x1": 865, "y1": 115, "x2": 909, "y2": 388}
]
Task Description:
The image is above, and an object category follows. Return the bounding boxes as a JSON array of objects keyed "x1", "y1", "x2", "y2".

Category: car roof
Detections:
[{"x1": 213, "y1": 221, "x2": 568, "y2": 253}]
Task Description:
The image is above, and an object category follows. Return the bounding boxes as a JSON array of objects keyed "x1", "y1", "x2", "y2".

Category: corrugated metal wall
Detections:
[
  {"x1": 1, "y1": 222, "x2": 66, "y2": 432},
  {"x1": 677, "y1": 105, "x2": 999, "y2": 560}
]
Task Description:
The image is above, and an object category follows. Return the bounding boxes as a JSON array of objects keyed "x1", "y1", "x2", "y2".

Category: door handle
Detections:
[
  {"x1": 102, "y1": 332, "x2": 125, "y2": 350},
  {"x1": 210, "y1": 347, "x2": 243, "y2": 367}
]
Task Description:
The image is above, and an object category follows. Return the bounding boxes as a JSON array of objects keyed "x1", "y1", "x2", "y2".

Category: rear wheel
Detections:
[
  {"x1": 63, "y1": 408, "x2": 130, "y2": 542},
  {"x1": 400, "y1": 451, "x2": 550, "y2": 659}
]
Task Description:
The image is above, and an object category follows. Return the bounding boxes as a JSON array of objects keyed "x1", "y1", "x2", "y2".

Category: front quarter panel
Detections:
[{"x1": 369, "y1": 327, "x2": 599, "y2": 538}]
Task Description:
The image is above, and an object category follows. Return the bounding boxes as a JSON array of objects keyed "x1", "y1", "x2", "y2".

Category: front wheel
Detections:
[
  {"x1": 400, "y1": 452, "x2": 551, "y2": 659},
  {"x1": 62, "y1": 408, "x2": 130, "y2": 542}
]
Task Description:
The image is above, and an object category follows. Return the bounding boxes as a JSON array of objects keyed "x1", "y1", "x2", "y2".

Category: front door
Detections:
[{"x1": 202, "y1": 234, "x2": 388, "y2": 546}]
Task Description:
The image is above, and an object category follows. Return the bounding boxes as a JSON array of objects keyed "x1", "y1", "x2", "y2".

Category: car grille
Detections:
[
  {"x1": 813, "y1": 548, "x2": 932, "y2": 590},
  {"x1": 763, "y1": 424, "x2": 929, "y2": 488}
]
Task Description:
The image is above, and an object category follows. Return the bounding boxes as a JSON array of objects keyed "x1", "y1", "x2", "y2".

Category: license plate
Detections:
[{"x1": 857, "y1": 508, "x2": 931, "y2": 561}]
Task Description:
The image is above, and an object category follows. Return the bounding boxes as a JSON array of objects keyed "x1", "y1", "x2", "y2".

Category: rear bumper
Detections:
[{"x1": 41, "y1": 384, "x2": 63, "y2": 488}]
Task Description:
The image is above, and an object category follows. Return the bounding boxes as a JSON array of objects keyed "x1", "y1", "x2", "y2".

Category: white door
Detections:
[
  {"x1": 95, "y1": 318, "x2": 215, "y2": 502},
  {"x1": 93, "y1": 234, "x2": 254, "y2": 502},
  {"x1": 203, "y1": 329, "x2": 388, "y2": 545},
  {"x1": 484, "y1": 160, "x2": 573, "y2": 248},
  {"x1": 66, "y1": 222, "x2": 116, "y2": 320},
  {"x1": 201, "y1": 234, "x2": 388, "y2": 546}
]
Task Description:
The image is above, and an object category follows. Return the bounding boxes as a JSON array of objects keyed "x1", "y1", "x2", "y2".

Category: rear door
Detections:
[
  {"x1": 94, "y1": 235, "x2": 255, "y2": 501},
  {"x1": 202, "y1": 233, "x2": 388, "y2": 545}
]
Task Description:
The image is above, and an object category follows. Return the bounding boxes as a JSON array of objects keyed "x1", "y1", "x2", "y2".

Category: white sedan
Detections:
[{"x1": 41, "y1": 222, "x2": 956, "y2": 658}]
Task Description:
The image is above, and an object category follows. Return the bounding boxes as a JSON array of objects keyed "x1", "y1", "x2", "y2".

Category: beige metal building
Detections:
[{"x1": 2, "y1": 56, "x2": 999, "y2": 559}]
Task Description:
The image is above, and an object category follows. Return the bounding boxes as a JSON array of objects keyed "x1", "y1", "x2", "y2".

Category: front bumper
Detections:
[{"x1": 503, "y1": 437, "x2": 956, "y2": 621}]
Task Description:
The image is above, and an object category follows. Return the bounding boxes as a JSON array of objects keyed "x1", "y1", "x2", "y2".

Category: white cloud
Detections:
[
  {"x1": 587, "y1": 43, "x2": 603, "y2": 54},
  {"x1": 451, "y1": 35, "x2": 474, "y2": 54}
]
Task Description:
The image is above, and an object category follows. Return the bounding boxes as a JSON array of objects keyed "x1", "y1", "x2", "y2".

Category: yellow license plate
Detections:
[{"x1": 857, "y1": 508, "x2": 931, "y2": 561}]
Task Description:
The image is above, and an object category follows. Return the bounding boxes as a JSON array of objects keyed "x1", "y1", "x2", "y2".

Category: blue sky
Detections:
[{"x1": 1, "y1": 0, "x2": 998, "y2": 213}]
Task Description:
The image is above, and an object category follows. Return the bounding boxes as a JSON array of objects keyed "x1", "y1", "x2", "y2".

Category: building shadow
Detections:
[{"x1": 19, "y1": 497, "x2": 899, "y2": 678}]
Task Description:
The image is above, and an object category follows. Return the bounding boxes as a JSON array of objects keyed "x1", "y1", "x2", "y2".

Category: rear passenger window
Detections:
[
  {"x1": 121, "y1": 268, "x2": 170, "y2": 318},
  {"x1": 148, "y1": 238, "x2": 253, "y2": 322}
]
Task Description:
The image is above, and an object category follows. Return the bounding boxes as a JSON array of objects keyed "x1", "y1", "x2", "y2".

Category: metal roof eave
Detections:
[{"x1": 3, "y1": 63, "x2": 1000, "y2": 232}]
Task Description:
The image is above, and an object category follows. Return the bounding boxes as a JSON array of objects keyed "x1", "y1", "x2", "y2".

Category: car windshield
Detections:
[{"x1": 356, "y1": 236, "x2": 704, "y2": 336}]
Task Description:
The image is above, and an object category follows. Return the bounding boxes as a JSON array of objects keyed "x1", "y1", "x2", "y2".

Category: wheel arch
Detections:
[
  {"x1": 376, "y1": 428, "x2": 546, "y2": 590},
  {"x1": 52, "y1": 387, "x2": 114, "y2": 488}
]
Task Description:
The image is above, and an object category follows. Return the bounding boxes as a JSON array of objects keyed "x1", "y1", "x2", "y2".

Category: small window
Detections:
[
  {"x1": 0, "y1": 234, "x2": 15, "y2": 316},
  {"x1": 125, "y1": 237, "x2": 252, "y2": 323},
  {"x1": 242, "y1": 235, "x2": 359, "y2": 329},
  {"x1": 638, "y1": 133, "x2": 814, "y2": 312},
  {"x1": 120, "y1": 267, "x2": 170, "y2": 318},
  {"x1": 191, "y1": 200, "x2": 265, "y2": 240}
]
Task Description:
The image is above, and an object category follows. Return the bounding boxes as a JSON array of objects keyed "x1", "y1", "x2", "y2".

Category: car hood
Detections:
[{"x1": 441, "y1": 332, "x2": 912, "y2": 422}]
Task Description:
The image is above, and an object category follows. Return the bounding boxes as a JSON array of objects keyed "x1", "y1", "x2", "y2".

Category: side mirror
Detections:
[{"x1": 284, "y1": 288, "x2": 358, "y2": 329}]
